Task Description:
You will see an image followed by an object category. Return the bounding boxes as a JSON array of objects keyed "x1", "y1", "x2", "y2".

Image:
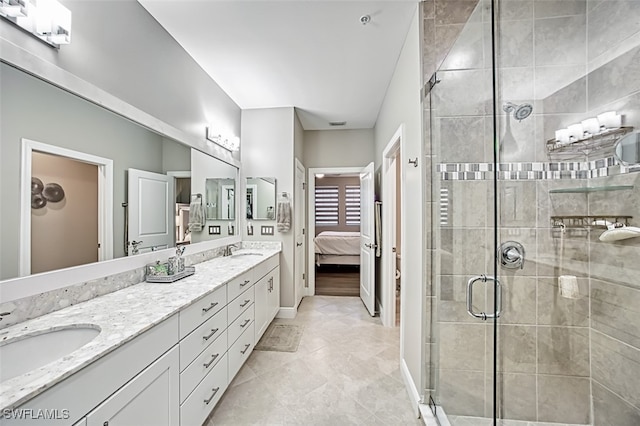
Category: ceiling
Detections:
[{"x1": 137, "y1": 0, "x2": 418, "y2": 130}]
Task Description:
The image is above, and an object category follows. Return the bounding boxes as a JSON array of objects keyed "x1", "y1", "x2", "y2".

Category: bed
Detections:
[{"x1": 314, "y1": 231, "x2": 361, "y2": 266}]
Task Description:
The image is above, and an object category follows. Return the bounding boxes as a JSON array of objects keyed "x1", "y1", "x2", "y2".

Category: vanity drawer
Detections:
[
  {"x1": 179, "y1": 285, "x2": 226, "y2": 339},
  {"x1": 229, "y1": 322, "x2": 255, "y2": 379},
  {"x1": 252, "y1": 254, "x2": 279, "y2": 282},
  {"x1": 180, "y1": 306, "x2": 227, "y2": 371},
  {"x1": 180, "y1": 329, "x2": 227, "y2": 404},
  {"x1": 227, "y1": 285, "x2": 255, "y2": 324},
  {"x1": 227, "y1": 272, "x2": 253, "y2": 303},
  {"x1": 228, "y1": 304, "x2": 254, "y2": 346},
  {"x1": 180, "y1": 353, "x2": 228, "y2": 426}
]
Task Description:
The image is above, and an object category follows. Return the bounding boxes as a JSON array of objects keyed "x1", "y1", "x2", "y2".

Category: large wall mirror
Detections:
[
  {"x1": 245, "y1": 177, "x2": 276, "y2": 220},
  {"x1": 0, "y1": 61, "x2": 238, "y2": 281}
]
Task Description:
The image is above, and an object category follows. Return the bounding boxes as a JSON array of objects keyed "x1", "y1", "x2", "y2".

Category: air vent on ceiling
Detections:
[{"x1": 329, "y1": 121, "x2": 347, "y2": 126}]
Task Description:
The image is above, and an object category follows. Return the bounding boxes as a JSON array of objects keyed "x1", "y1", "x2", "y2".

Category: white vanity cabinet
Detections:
[
  {"x1": 5, "y1": 252, "x2": 281, "y2": 426},
  {"x1": 83, "y1": 346, "x2": 179, "y2": 426},
  {"x1": 254, "y1": 265, "x2": 280, "y2": 341}
]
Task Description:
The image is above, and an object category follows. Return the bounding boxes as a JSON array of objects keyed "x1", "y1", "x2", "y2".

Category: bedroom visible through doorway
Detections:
[{"x1": 313, "y1": 173, "x2": 361, "y2": 297}]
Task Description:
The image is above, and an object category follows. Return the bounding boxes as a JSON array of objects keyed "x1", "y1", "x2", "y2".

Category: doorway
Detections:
[
  {"x1": 19, "y1": 139, "x2": 113, "y2": 277},
  {"x1": 381, "y1": 126, "x2": 403, "y2": 328}
]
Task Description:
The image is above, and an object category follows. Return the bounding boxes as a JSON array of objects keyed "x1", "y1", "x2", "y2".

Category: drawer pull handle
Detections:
[
  {"x1": 240, "y1": 318, "x2": 250, "y2": 328},
  {"x1": 204, "y1": 387, "x2": 220, "y2": 405},
  {"x1": 240, "y1": 343, "x2": 251, "y2": 354},
  {"x1": 240, "y1": 299, "x2": 251, "y2": 307},
  {"x1": 203, "y1": 328, "x2": 219, "y2": 341},
  {"x1": 240, "y1": 279, "x2": 250, "y2": 287},
  {"x1": 203, "y1": 353, "x2": 220, "y2": 368},
  {"x1": 202, "y1": 302, "x2": 219, "y2": 313}
]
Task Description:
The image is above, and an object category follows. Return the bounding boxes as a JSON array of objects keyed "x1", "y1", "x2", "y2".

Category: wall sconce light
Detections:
[
  {"x1": 0, "y1": 0, "x2": 72, "y2": 47},
  {"x1": 206, "y1": 125, "x2": 239, "y2": 152}
]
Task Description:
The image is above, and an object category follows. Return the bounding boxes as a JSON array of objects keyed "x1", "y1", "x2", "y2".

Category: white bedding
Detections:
[{"x1": 314, "y1": 231, "x2": 360, "y2": 255}]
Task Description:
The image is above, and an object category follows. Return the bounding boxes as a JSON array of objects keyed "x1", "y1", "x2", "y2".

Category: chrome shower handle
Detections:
[{"x1": 467, "y1": 275, "x2": 502, "y2": 320}]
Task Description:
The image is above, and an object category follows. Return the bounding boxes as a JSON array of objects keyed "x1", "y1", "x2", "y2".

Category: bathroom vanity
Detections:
[{"x1": 0, "y1": 247, "x2": 280, "y2": 426}]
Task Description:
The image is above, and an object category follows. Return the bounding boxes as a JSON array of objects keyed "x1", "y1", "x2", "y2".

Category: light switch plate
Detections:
[
  {"x1": 209, "y1": 225, "x2": 221, "y2": 235},
  {"x1": 261, "y1": 226, "x2": 274, "y2": 235}
]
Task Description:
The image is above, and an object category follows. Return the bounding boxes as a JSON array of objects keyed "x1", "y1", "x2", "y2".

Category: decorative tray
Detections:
[{"x1": 146, "y1": 266, "x2": 195, "y2": 283}]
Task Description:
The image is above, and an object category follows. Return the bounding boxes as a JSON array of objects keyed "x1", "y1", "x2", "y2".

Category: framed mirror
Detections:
[
  {"x1": 245, "y1": 177, "x2": 277, "y2": 220},
  {"x1": 0, "y1": 61, "x2": 236, "y2": 280},
  {"x1": 614, "y1": 131, "x2": 640, "y2": 165},
  {"x1": 205, "y1": 178, "x2": 236, "y2": 220}
]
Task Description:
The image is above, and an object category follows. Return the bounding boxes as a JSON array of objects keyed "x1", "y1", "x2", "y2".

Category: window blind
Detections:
[
  {"x1": 315, "y1": 186, "x2": 339, "y2": 226},
  {"x1": 345, "y1": 185, "x2": 361, "y2": 225}
]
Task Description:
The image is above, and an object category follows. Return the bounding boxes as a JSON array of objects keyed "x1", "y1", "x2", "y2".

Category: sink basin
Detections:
[
  {"x1": 231, "y1": 252, "x2": 264, "y2": 258},
  {"x1": 0, "y1": 325, "x2": 101, "y2": 382}
]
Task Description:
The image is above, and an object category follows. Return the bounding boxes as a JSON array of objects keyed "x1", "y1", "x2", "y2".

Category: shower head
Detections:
[{"x1": 503, "y1": 102, "x2": 533, "y2": 121}]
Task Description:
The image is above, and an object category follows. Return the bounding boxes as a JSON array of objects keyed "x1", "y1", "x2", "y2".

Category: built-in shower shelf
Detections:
[
  {"x1": 551, "y1": 215, "x2": 633, "y2": 229},
  {"x1": 549, "y1": 185, "x2": 634, "y2": 194},
  {"x1": 546, "y1": 126, "x2": 634, "y2": 159}
]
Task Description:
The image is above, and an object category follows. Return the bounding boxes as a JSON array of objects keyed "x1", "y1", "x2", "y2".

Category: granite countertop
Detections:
[{"x1": 0, "y1": 247, "x2": 280, "y2": 411}]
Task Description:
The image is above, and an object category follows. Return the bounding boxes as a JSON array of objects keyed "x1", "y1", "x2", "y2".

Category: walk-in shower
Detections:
[{"x1": 423, "y1": 0, "x2": 640, "y2": 425}]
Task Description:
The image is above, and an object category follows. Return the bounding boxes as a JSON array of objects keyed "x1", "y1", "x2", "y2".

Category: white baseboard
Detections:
[
  {"x1": 276, "y1": 307, "x2": 297, "y2": 319},
  {"x1": 400, "y1": 358, "x2": 421, "y2": 419}
]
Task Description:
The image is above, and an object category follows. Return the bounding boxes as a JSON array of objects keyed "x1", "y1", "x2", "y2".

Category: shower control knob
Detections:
[{"x1": 498, "y1": 241, "x2": 525, "y2": 270}]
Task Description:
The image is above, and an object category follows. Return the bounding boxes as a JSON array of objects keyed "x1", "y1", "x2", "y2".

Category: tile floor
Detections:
[{"x1": 207, "y1": 296, "x2": 422, "y2": 425}]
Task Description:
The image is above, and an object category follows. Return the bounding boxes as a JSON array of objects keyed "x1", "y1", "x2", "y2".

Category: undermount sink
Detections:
[
  {"x1": 0, "y1": 325, "x2": 101, "y2": 382},
  {"x1": 231, "y1": 252, "x2": 264, "y2": 258}
]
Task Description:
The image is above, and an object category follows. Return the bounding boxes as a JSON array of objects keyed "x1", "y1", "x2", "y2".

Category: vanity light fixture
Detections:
[
  {"x1": 206, "y1": 126, "x2": 240, "y2": 151},
  {"x1": 0, "y1": 0, "x2": 72, "y2": 47}
]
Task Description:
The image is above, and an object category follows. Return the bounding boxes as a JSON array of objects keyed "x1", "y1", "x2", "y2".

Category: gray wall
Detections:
[
  {"x1": 0, "y1": 63, "x2": 190, "y2": 280},
  {"x1": 304, "y1": 129, "x2": 374, "y2": 168},
  {"x1": 0, "y1": 0, "x2": 241, "y2": 153}
]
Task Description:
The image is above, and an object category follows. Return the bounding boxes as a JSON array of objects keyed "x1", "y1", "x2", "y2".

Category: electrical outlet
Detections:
[{"x1": 261, "y1": 225, "x2": 274, "y2": 235}]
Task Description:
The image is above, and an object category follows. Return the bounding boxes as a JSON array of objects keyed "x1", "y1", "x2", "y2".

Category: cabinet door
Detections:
[
  {"x1": 268, "y1": 266, "x2": 280, "y2": 321},
  {"x1": 86, "y1": 346, "x2": 179, "y2": 426},
  {"x1": 254, "y1": 276, "x2": 269, "y2": 342}
]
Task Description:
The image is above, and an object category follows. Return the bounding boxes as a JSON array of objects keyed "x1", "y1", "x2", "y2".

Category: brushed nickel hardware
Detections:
[
  {"x1": 240, "y1": 319, "x2": 250, "y2": 328},
  {"x1": 202, "y1": 302, "x2": 218, "y2": 313},
  {"x1": 408, "y1": 158, "x2": 418, "y2": 167},
  {"x1": 202, "y1": 328, "x2": 219, "y2": 341},
  {"x1": 203, "y1": 353, "x2": 219, "y2": 368},
  {"x1": 240, "y1": 279, "x2": 250, "y2": 287},
  {"x1": 240, "y1": 299, "x2": 251, "y2": 307},
  {"x1": 204, "y1": 387, "x2": 220, "y2": 405},
  {"x1": 240, "y1": 343, "x2": 251, "y2": 354},
  {"x1": 296, "y1": 242, "x2": 303, "y2": 247}
]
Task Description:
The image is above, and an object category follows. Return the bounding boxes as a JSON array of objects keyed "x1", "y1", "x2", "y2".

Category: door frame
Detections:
[
  {"x1": 294, "y1": 158, "x2": 306, "y2": 307},
  {"x1": 306, "y1": 166, "x2": 367, "y2": 296},
  {"x1": 20, "y1": 139, "x2": 114, "y2": 276},
  {"x1": 381, "y1": 125, "x2": 404, "y2": 327},
  {"x1": 166, "y1": 171, "x2": 191, "y2": 247}
]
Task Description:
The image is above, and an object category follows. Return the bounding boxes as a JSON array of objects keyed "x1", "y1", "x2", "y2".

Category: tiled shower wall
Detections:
[{"x1": 425, "y1": 0, "x2": 640, "y2": 424}]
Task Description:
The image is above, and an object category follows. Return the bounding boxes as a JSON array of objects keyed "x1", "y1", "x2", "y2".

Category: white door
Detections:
[
  {"x1": 360, "y1": 162, "x2": 376, "y2": 316},
  {"x1": 294, "y1": 159, "x2": 306, "y2": 307},
  {"x1": 128, "y1": 169, "x2": 172, "y2": 255}
]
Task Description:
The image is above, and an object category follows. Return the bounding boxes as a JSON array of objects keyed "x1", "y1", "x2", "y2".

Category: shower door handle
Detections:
[{"x1": 466, "y1": 275, "x2": 502, "y2": 320}]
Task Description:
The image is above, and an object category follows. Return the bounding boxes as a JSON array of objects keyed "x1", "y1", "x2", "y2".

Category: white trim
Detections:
[
  {"x1": 294, "y1": 158, "x2": 307, "y2": 303},
  {"x1": 381, "y1": 125, "x2": 404, "y2": 328},
  {"x1": 401, "y1": 357, "x2": 421, "y2": 419},
  {"x1": 306, "y1": 166, "x2": 368, "y2": 296},
  {"x1": 166, "y1": 171, "x2": 191, "y2": 248},
  {"x1": 276, "y1": 307, "x2": 297, "y2": 319},
  {"x1": 20, "y1": 139, "x2": 114, "y2": 277}
]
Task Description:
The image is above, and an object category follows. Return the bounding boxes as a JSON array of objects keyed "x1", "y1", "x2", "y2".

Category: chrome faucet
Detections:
[{"x1": 223, "y1": 243, "x2": 240, "y2": 257}]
